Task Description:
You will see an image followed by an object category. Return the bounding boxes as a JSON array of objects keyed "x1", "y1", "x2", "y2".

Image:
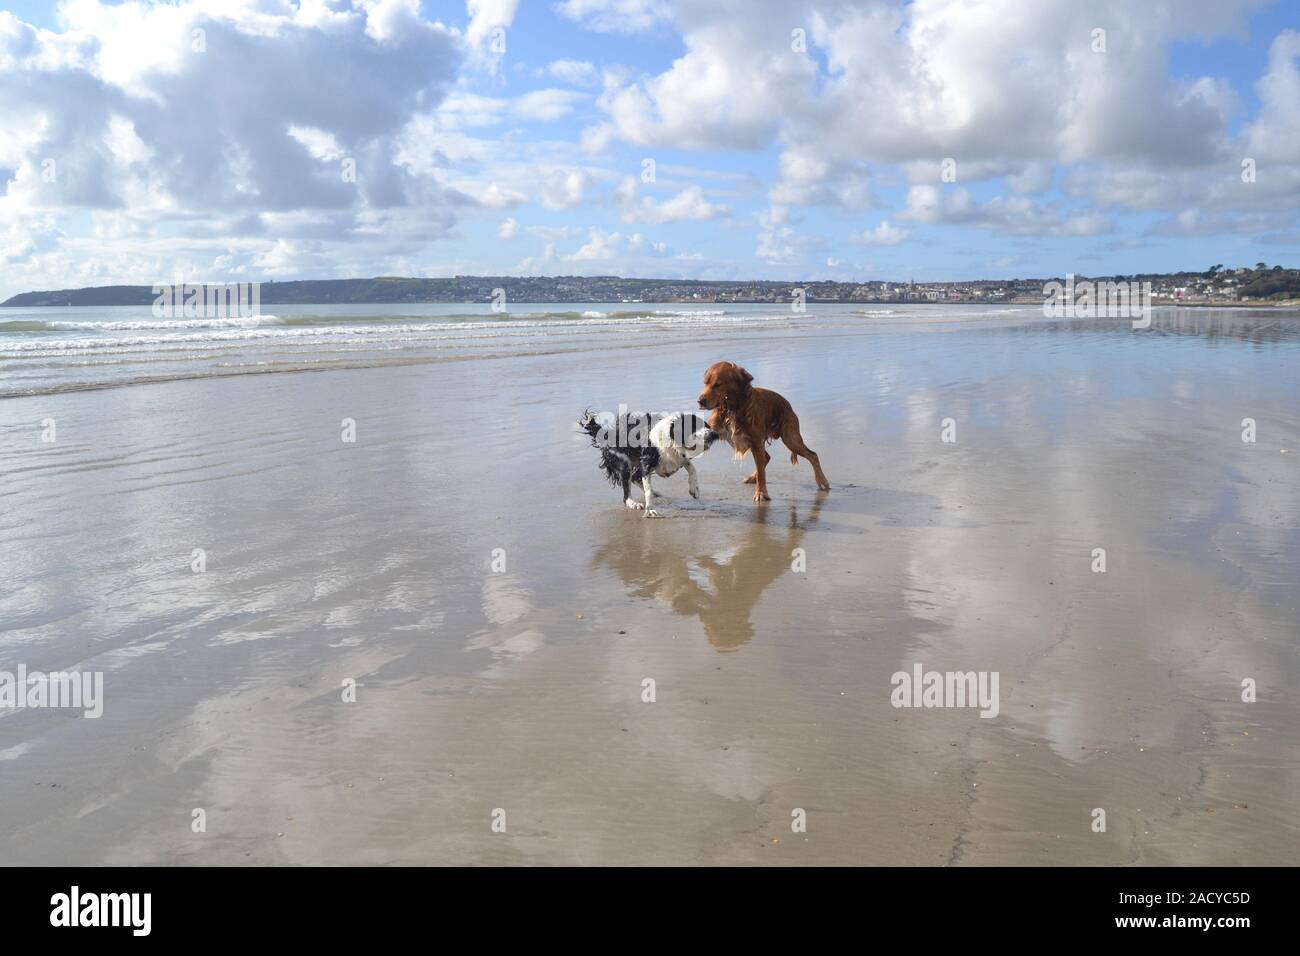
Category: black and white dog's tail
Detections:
[
  {"x1": 578, "y1": 409, "x2": 605, "y2": 444},
  {"x1": 579, "y1": 410, "x2": 627, "y2": 489}
]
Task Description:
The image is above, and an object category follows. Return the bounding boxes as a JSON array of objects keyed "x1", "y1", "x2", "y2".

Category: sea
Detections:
[{"x1": 0, "y1": 301, "x2": 1074, "y2": 399}]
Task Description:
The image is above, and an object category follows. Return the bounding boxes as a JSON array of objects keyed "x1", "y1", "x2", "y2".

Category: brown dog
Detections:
[{"x1": 697, "y1": 361, "x2": 830, "y2": 502}]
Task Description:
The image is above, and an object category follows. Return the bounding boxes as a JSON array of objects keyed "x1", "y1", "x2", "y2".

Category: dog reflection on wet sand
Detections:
[{"x1": 592, "y1": 497, "x2": 824, "y2": 650}]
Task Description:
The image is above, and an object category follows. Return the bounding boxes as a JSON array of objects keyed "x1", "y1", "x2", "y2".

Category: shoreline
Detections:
[{"x1": 5, "y1": 298, "x2": 1300, "y2": 310}]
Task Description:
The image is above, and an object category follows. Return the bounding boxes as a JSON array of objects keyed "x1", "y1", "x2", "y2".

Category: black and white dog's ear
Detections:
[
  {"x1": 675, "y1": 413, "x2": 706, "y2": 444},
  {"x1": 665, "y1": 412, "x2": 684, "y2": 446}
]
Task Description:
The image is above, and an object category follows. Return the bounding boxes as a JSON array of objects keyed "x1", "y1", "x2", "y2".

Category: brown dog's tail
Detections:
[{"x1": 790, "y1": 452, "x2": 798, "y2": 466}]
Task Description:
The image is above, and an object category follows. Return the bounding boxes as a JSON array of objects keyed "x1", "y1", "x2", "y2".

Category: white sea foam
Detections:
[
  {"x1": 0, "y1": 310, "x2": 789, "y2": 358},
  {"x1": 45, "y1": 315, "x2": 282, "y2": 331}
]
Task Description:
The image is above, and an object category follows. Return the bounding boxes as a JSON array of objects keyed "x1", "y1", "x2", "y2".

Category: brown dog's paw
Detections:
[
  {"x1": 742, "y1": 473, "x2": 758, "y2": 484},
  {"x1": 817, "y1": 480, "x2": 831, "y2": 491},
  {"x1": 753, "y1": 489, "x2": 771, "y2": 502}
]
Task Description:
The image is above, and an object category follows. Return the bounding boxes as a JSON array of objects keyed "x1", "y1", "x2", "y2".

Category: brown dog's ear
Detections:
[{"x1": 735, "y1": 364, "x2": 753, "y2": 384}]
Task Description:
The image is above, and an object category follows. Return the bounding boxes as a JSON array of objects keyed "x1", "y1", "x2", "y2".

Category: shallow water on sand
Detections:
[{"x1": 0, "y1": 306, "x2": 1297, "y2": 864}]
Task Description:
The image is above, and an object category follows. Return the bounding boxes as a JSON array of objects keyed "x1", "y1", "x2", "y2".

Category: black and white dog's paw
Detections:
[
  {"x1": 644, "y1": 508, "x2": 660, "y2": 518},
  {"x1": 625, "y1": 498, "x2": 645, "y2": 510}
]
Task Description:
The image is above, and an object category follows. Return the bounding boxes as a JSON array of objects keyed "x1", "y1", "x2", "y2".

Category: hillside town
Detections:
[{"x1": 664, "y1": 264, "x2": 1298, "y2": 305}]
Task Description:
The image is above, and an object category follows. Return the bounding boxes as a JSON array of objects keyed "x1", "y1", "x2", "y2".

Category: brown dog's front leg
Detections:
[
  {"x1": 743, "y1": 447, "x2": 769, "y2": 484},
  {"x1": 751, "y1": 442, "x2": 771, "y2": 502}
]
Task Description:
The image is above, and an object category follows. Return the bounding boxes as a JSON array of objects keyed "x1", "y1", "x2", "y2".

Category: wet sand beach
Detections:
[{"x1": 1, "y1": 305, "x2": 1297, "y2": 865}]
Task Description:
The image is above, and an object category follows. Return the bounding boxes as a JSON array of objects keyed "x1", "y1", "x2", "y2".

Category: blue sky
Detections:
[{"x1": 1, "y1": 0, "x2": 1297, "y2": 298}]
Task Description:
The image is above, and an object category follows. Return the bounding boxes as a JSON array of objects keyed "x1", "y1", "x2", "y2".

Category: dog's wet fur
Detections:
[
  {"x1": 697, "y1": 361, "x2": 830, "y2": 502},
  {"x1": 579, "y1": 410, "x2": 717, "y2": 517}
]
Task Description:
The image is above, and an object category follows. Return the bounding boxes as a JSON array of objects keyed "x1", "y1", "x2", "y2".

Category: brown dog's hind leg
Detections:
[{"x1": 781, "y1": 417, "x2": 831, "y2": 491}]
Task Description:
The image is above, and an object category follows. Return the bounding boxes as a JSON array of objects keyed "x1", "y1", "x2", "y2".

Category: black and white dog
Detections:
[{"x1": 579, "y1": 410, "x2": 718, "y2": 517}]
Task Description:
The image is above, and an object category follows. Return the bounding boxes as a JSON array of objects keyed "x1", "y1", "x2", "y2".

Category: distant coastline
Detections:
[{"x1": 4, "y1": 267, "x2": 1297, "y2": 308}]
